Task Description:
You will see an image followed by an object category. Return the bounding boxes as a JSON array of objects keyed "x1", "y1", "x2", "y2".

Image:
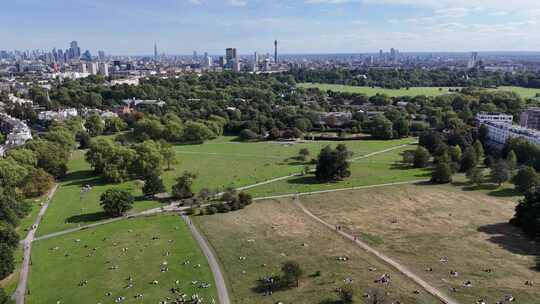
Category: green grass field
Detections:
[
  {"x1": 299, "y1": 83, "x2": 540, "y2": 98},
  {"x1": 28, "y1": 214, "x2": 217, "y2": 304},
  {"x1": 194, "y1": 199, "x2": 439, "y2": 304},
  {"x1": 298, "y1": 83, "x2": 458, "y2": 97},
  {"x1": 36, "y1": 150, "x2": 163, "y2": 237},
  {"x1": 163, "y1": 136, "x2": 417, "y2": 193},
  {"x1": 35, "y1": 137, "x2": 416, "y2": 237},
  {"x1": 247, "y1": 145, "x2": 430, "y2": 197},
  {"x1": 299, "y1": 184, "x2": 540, "y2": 304}
]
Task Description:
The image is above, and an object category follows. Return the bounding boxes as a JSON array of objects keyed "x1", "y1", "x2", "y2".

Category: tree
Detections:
[
  {"x1": 298, "y1": 148, "x2": 310, "y2": 162},
  {"x1": 0, "y1": 244, "x2": 14, "y2": 280},
  {"x1": 0, "y1": 223, "x2": 19, "y2": 249},
  {"x1": 21, "y1": 168, "x2": 54, "y2": 198},
  {"x1": 393, "y1": 118, "x2": 410, "y2": 138},
  {"x1": 142, "y1": 174, "x2": 165, "y2": 197},
  {"x1": 338, "y1": 285, "x2": 354, "y2": 304},
  {"x1": 172, "y1": 171, "x2": 197, "y2": 199},
  {"x1": 491, "y1": 160, "x2": 511, "y2": 186},
  {"x1": 506, "y1": 150, "x2": 518, "y2": 171},
  {"x1": 294, "y1": 118, "x2": 312, "y2": 132},
  {"x1": 370, "y1": 115, "x2": 393, "y2": 139},
  {"x1": 44, "y1": 128, "x2": 77, "y2": 150},
  {"x1": 431, "y1": 162, "x2": 453, "y2": 184},
  {"x1": 512, "y1": 166, "x2": 540, "y2": 194},
  {"x1": 85, "y1": 114, "x2": 105, "y2": 137},
  {"x1": 0, "y1": 287, "x2": 8, "y2": 304},
  {"x1": 460, "y1": 147, "x2": 477, "y2": 173},
  {"x1": 159, "y1": 141, "x2": 177, "y2": 171},
  {"x1": 104, "y1": 116, "x2": 127, "y2": 134},
  {"x1": 132, "y1": 141, "x2": 164, "y2": 178},
  {"x1": 238, "y1": 129, "x2": 259, "y2": 141},
  {"x1": 100, "y1": 189, "x2": 134, "y2": 217},
  {"x1": 315, "y1": 145, "x2": 351, "y2": 181},
  {"x1": 511, "y1": 188, "x2": 540, "y2": 237},
  {"x1": 466, "y1": 167, "x2": 483, "y2": 186},
  {"x1": 473, "y1": 140, "x2": 484, "y2": 162},
  {"x1": 238, "y1": 192, "x2": 253, "y2": 206},
  {"x1": 448, "y1": 145, "x2": 462, "y2": 163},
  {"x1": 0, "y1": 158, "x2": 28, "y2": 188},
  {"x1": 281, "y1": 261, "x2": 303, "y2": 288},
  {"x1": 183, "y1": 121, "x2": 215, "y2": 143},
  {"x1": 26, "y1": 140, "x2": 70, "y2": 177},
  {"x1": 6, "y1": 149, "x2": 37, "y2": 168},
  {"x1": 413, "y1": 147, "x2": 430, "y2": 168}
]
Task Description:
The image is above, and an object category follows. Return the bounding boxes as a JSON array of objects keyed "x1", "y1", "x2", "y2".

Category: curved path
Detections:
[
  {"x1": 13, "y1": 184, "x2": 58, "y2": 304},
  {"x1": 293, "y1": 197, "x2": 459, "y2": 304},
  {"x1": 182, "y1": 215, "x2": 231, "y2": 304}
]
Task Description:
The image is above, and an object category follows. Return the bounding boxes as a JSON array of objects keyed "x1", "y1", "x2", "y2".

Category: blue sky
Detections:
[{"x1": 1, "y1": 0, "x2": 539, "y2": 55}]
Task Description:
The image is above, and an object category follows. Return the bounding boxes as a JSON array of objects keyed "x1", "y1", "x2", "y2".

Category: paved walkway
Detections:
[
  {"x1": 182, "y1": 215, "x2": 231, "y2": 304},
  {"x1": 13, "y1": 184, "x2": 58, "y2": 304},
  {"x1": 293, "y1": 197, "x2": 460, "y2": 304}
]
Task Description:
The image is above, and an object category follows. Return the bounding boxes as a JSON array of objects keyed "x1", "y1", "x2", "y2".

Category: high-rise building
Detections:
[
  {"x1": 69, "y1": 41, "x2": 81, "y2": 60},
  {"x1": 274, "y1": 40, "x2": 278, "y2": 63},
  {"x1": 82, "y1": 50, "x2": 92, "y2": 61},
  {"x1": 193, "y1": 51, "x2": 198, "y2": 61},
  {"x1": 99, "y1": 62, "x2": 109, "y2": 77},
  {"x1": 154, "y1": 42, "x2": 159, "y2": 60},
  {"x1": 88, "y1": 62, "x2": 99, "y2": 75},
  {"x1": 78, "y1": 62, "x2": 87, "y2": 73},
  {"x1": 225, "y1": 48, "x2": 237, "y2": 62},
  {"x1": 467, "y1": 52, "x2": 479, "y2": 69},
  {"x1": 520, "y1": 108, "x2": 540, "y2": 131},
  {"x1": 98, "y1": 51, "x2": 106, "y2": 61}
]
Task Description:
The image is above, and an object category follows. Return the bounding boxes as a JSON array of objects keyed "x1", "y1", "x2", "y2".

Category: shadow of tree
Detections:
[
  {"x1": 477, "y1": 222, "x2": 540, "y2": 271},
  {"x1": 65, "y1": 211, "x2": 110, "y2": 224}
]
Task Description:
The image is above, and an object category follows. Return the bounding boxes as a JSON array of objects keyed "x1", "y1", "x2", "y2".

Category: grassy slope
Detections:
[
  {"x1": 163, "y1": 136, "x2": 417, "y2": 193},
  {"x1": 28, "y1": 214, "x2": 217, "y2": 304},
  {"x1": 247, "y1": 145, "x2": 431, "y2": 197},
  {"x1": 299, "y1": 184, "x2": 540, "y2": 304},
  {"x1": 194, "y1": 200, "x2": 440, "y2": 304},
  {"x1": 36, "y1": 150, "x2": 162, "y2": 237},
  {"x1": 299, "y1": 83, "x2": 540, "y2": 98}
]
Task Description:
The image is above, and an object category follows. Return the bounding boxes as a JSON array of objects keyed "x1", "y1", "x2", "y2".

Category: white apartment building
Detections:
[
  {"x1": 475, "y1": 112, "x2": 513, "y2": 125},
  {"x1": 482, "y1": 121, "x2": 540, "y2": 146}
]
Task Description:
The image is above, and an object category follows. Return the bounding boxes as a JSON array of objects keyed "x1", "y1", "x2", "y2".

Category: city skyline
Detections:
[{"x1": 2, "y1": 0, "x2": 540, "y2": 54}]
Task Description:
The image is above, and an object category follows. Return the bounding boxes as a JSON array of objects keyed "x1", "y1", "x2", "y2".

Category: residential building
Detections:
[
  {"x1": 520, "y1": 107, "x2": 540, "y2": 131},
  {"x1": 475, "y1": 112, "x2": 513, "y2": 125},
  {"x1": 482, "y1": 121, "x2": 540, "y2": 146}
]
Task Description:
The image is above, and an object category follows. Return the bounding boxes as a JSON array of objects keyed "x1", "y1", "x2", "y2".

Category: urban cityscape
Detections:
[{"x1": 1, "y1": 1, "x2": 540, "y2": 304}]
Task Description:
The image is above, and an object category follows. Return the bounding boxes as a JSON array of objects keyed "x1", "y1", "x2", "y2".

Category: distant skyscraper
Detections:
[
  {"x1": 99, "y1": 62, "x2": 109, "y2": 77},
  {"x1": 88, "y1": 62, "x2": 99, "y2": 75},
  {"x1": 274, "y1": 40, "x2": 278, "y2": 64},
  {"x1": 82, "y1": 50, "x2": 92, "y2": 61},
  {"x1": 467, "y1": 52, "x2": 479, "y2": 69},
  {"x1": 225, "y1": 48, "x2": 237, "y2": 62},
  {"x1": 98, "y1": 51, "x2": 106, "y2": 61},
  {"x1": 193, "y1": 51, "x2": 198, "y2": 61},
  {"x1": 154, "y1": 42, "x2": 158, "y2": 60},
  {"x1": 69, "y1": 41, "x2": 81, "y2": 60}
]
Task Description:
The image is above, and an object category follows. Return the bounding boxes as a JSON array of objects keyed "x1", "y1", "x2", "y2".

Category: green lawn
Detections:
[
  {"x1": 194, "y1": 199, "x2": 439, "y2": 304},
  {"x1": 35, "y1": 137, "x2": 416, "y2": 237},
  {"x1": 28, "y1": 214, "x2": 217, "y2": 304},
  {"x1": 299, "y1": 83, "x2": 540, "y2": 98},
  {"x1": 162, "y1": 136, "x2": 417, "y2": 193},
  {"x1": 298, "y1": 83, "x2": 458, "y2": 97},
  {"x1": 36, "y1": 150, "x2": 163, "y2": 237},
  {"x1": 247, "y1": 145, "x2": 431, "y2": 197}
]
